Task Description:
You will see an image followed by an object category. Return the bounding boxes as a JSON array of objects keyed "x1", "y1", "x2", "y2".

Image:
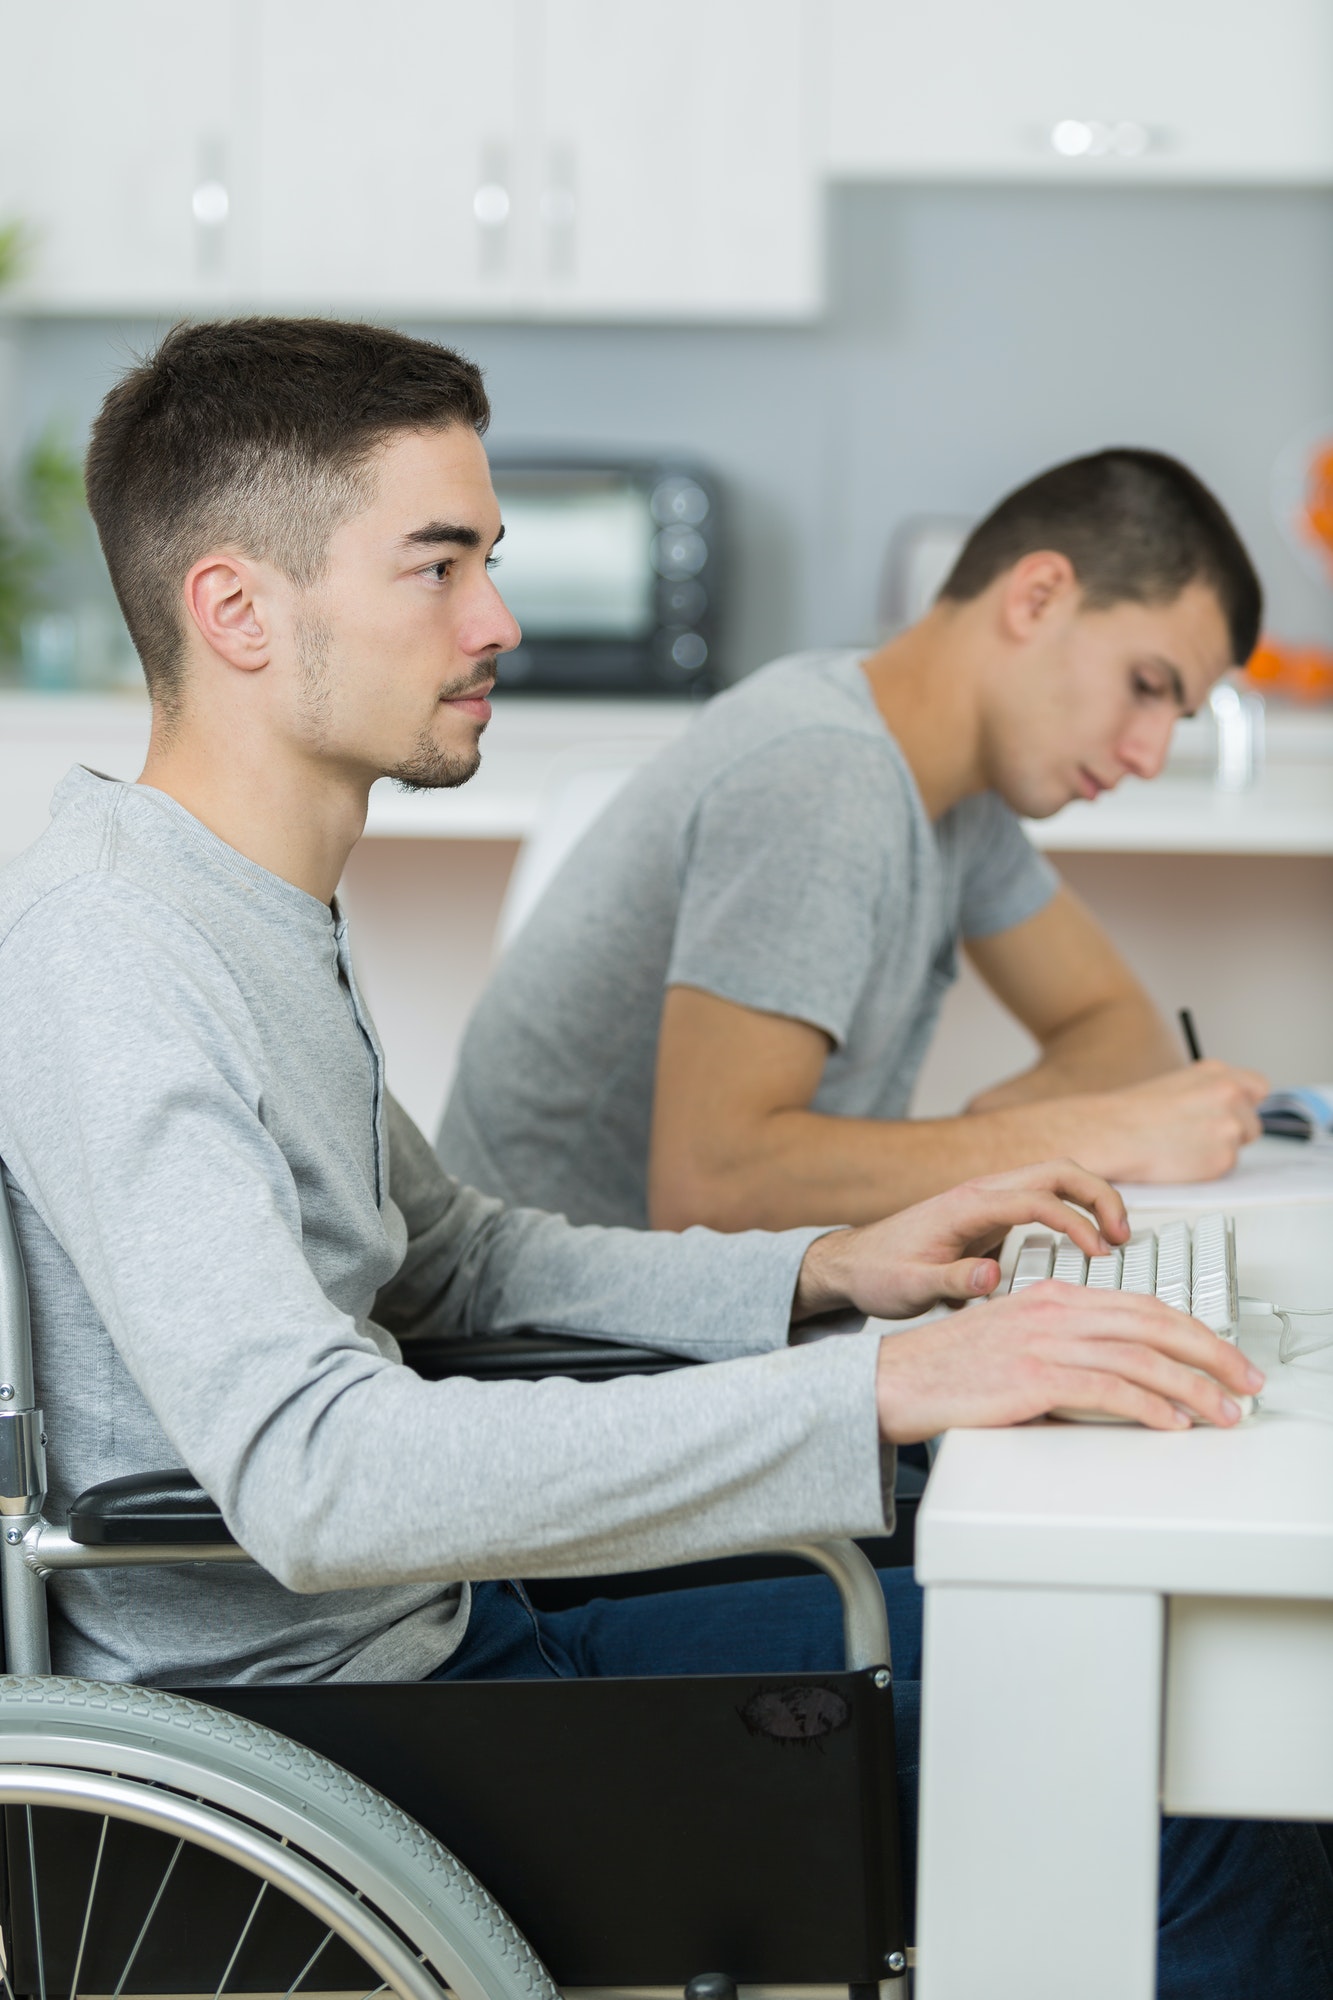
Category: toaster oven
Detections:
[{"x1": 487, "y1": 454, "x2": 720, "y2": 696}]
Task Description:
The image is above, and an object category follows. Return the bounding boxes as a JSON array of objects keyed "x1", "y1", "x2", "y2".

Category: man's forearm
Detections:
[
  {"x1": 383, "y1": 1090, "x2": 849, "y2": 1354},
  {"x1": 965, "y1": 992, "x2": 1182, "y2": 1114},
  {"x1": 663, "y1": 1047, "x2": 1268, "y2": 1230},
  {"x1": 679, "y1": 1099, "x2": 1129, "y2": 1229}
]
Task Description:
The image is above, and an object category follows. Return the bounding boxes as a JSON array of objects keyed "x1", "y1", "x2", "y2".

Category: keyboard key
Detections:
[
  {"x1": 1120, "y1": 1233, "x2": 1157, "y2": 1295},
  {"x1": 1190, "y1": 1212, "x2": 1236, "y2": 1334},
  {"x1": 1051, "y1": 1242, "x2": 1089, "y2": 1285},
  {"x1": 1155, "y1": 1221, "x2": 1191, "y2": 1312},
  {"x1": 1004, "y1": 1214, "x2": 1238, "y2": 1339},
  {"x1": 1011, "y1": 1237, "x2": 1055, "y2": 1290}
]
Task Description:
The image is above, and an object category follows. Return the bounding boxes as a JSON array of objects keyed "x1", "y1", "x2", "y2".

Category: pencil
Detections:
[{"x1": 1178, "y1": 1008, "x2": 1203, "y2": 1062}]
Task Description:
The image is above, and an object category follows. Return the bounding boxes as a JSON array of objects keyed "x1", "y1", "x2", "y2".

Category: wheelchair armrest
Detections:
[
  {"x1": 407, "y1": 1328, "x2": 688, "y2": 1382},
  {"x1": 68, "y1": 1470, "x2": 238, "y2": 1547}
]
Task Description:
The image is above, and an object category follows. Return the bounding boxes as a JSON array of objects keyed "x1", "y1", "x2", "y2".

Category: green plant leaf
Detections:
[
  {"x1": 0, "y1": 513, "x2": 40, "y2": 665},
  {"x1": 0, "y1": 220, "x2": 28, "y2": 293},
  {"x1": 21, "y1": 426, "x2": 86, "y2": 544}
]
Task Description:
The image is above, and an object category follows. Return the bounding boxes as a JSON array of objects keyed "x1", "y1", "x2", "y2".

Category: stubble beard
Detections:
[
  {"x1": 387, "y1": 660, "x2": 493, "y2": 793},
  {"x1": 387, "y1": 730, "x2": 483, "y2": 793},
  {"x1": 295, "y1": 609, "x2": 335, "y2": 739},
  {"x1": 295, "y1": 613, "x2": 487, "y2": 793}
]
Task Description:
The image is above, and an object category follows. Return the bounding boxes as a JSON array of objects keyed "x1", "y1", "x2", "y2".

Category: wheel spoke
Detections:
[
  {"x1": 0, "y1": 1906, "x2": 19, "y2": 2000},
  {"x1": 357, "y1": 1942, "x2": 432, "y2": 2000},
  {"x1": 68, "y1": 1811, "x2": 108, "y2": 2000},
  {"x1": 0, "y1": 1732, "x2": 468, "y2": 2000},
  {"x1": 212, "y1": 1875, "x2": 269, "y2": 1998},
  {"x1": 111, "y1": 1834, "x2": 183, "y2": 1999},
  {"x1": 24, "y1": 1806, "x2": 47, "y2": 2000},
  {"x1": 281, "y1": 1922, "x2": 336, "y2": 1998}
]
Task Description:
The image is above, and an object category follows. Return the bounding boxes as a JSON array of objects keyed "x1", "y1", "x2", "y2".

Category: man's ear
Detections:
[
  {"x1": 997, "y1": 551, "x2": 1079, "y2": 644},
  {"x1": 183, "y1": 552, "x2": 270, "y2": 672}
]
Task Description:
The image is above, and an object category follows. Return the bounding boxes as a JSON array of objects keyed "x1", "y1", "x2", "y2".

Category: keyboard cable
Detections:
[{"x1": 1237, "y1": 1296, "x2": 1333, "y2": 1425}]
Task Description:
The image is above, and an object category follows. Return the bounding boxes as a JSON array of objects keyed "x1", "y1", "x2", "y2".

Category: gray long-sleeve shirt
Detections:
[{"x1": 0, "y1": 769, "x2": 888, "y2": 1686}]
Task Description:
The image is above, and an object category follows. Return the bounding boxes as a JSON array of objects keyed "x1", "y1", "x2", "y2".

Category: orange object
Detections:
[
  {"x1": 1245, "y1": 639, "x2": 1287, "y2": 684},
  {"x1": 1301, "y1": 443, "x2": 1333, "y2": 572},
  {"x1": 1243, "y1": 635, "x2": 1333, "y2": 703}
]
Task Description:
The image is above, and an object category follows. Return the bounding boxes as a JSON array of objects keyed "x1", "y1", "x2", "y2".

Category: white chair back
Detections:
[{"x1": 496, "y1": 763, "x2": 636, "y2": 953}]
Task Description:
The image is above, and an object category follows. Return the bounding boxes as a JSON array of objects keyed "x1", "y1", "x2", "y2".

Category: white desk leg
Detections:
[{"x1": 915, "y1": 1583, "x2": 1163, "y2": 2000}]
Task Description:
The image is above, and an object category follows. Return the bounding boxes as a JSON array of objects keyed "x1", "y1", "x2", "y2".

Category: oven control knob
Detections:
[
  {"x1": 660, "y1": 579, "x2": 707, "y2": 623},
  {"x1": 652, "y1": 526, "x2": 707, "y2": 579},
  {"x1": 651, "y1": 476, "x2": 709, "y2": 527},
  {"x1": 670, "y1": 631, "x2": 708, "y2": 673},
  {"x1": 656, "y1": 628, "x2": 709, "y2": 681}
]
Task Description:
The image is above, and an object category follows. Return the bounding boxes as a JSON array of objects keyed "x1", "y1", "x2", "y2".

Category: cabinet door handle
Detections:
[
  {"x1": 193, "y1": 136, "x2": 229, "y2": 282},
  {"x1": 474, "y1": 142, "x2": 511, "y2": 279},
  {"x1": 1048, "y1": 119, "x2": 1164, "y2": 159},
  {"x1": 473, "y1": 183, "x2": 511, "y2": 226},
  {"x1": 541, "y1": 143, "x2": 577, "y2": 280},
  {"x1": 191, "y1": 182, "x2": 230, "y2": 225}
]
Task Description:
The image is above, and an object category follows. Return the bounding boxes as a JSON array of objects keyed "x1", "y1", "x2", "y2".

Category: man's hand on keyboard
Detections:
[
  {"x1": 1063, "y1": 1059, "x2": 1268, "y2": 1183},
  {"x1": 871, "y1": 1282, "x2": 1265, "y2": 1443},
  {"x1": 792, "y1": 1158, "x2": 1130, "y2": 1322}
]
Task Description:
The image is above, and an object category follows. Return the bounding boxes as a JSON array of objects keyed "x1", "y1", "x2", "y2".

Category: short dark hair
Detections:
[
  {"x1": 85, "y1": 317, "x2": 491, "y2": 707},
  {"x1": 938, "y1": 448, "x2": 1262, "y2": 664}
]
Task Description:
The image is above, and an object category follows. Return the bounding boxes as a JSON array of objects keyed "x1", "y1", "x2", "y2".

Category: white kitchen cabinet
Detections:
[
  {"x1": 0, "y1": 0, "x2": 822, "y2": 321},
  {"x1": 251, "y1": 0, "x2": 819, "y2": 321},
  {"x1": 532, "y1": 0, "x2": 820, "y2": 319},
  {"x1": 250, "y1": 0, "x2": 531, "y2": 313},
  {"x1": 0, "y1": 0, "x2": 240, "y2": 311},
  {"x1": 826, "y1": 0, "x2": 1333, "y2": 184}
]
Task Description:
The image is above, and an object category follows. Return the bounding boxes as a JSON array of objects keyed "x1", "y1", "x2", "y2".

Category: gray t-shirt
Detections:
[
  {"x1": 439, "y1": 651, "x2": 1058, "y2": 1227},
  {"x1": 0, "y1": 767, "x2": 888, "y2": 1687}
]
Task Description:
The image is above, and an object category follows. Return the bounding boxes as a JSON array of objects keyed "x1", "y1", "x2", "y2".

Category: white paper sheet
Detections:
[{"x1": 1116, "y1": 1135, "x2": 1333, "y2": 1214}]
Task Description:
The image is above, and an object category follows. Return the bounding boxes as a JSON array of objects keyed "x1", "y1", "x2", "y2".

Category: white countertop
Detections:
[
  {"x1": 0, "y1": 691, "x2": 697, "y2": 859},
  {"x1": 1023, "y1": 762, "x2": 1333, "y2": 855},
  {"x1": 3, "y1": 688, "x2": 1333, "y2": 857},
  {"x1": 361, "y1": 695, "x2": 697, "y2": 839}
]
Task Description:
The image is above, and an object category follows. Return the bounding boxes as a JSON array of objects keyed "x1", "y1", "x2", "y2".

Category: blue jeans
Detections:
[{"x1": 433, "y1": 1568, "x2": 1333, "y2": 1998}]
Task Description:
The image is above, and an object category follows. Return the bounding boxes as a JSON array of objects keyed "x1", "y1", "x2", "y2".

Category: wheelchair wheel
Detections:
[{"x1": 0, "y1": 1675, "x2": 557, "y2": 2000}]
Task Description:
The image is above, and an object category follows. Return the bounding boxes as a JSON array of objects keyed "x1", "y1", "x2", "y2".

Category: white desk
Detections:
[{"x1": 914, "y1": 1162, "x2": 1333, "y2": 2000}]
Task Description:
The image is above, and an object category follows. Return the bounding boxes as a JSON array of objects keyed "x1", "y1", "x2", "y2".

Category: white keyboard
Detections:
[{"x1": 1008, "y1": 1212, "x2": 1239, "y2": 1338}]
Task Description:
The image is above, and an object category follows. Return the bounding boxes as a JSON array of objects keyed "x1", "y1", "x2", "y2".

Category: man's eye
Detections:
[
  {"x1": 1133, "y1": 675, "x2": 1163, "y2": 698},
  {"x1": 486, "y1": 555, "x2": 501, "y2": 570},
  {"x1": 425, "y1": 560, "x2": 453, "y2": 582}
]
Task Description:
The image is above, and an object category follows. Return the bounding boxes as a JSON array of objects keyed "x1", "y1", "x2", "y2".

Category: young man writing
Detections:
[
  {"x1": 438, "y1": 451, "x2": 1269, "y2": 1232},
  {"x1": 0, "y1": 321, "x2": 1322, "y2": 1993}
]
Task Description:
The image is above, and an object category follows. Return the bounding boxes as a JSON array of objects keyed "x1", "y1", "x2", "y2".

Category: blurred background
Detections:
[{"x1": 2, "y1": 0, "x2": 1332, "y2": 1127}]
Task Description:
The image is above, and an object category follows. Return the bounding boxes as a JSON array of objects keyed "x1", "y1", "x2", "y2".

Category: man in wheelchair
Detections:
[{"x1": 0, "y1": 318, "x2": 1326, "y2": 1994}]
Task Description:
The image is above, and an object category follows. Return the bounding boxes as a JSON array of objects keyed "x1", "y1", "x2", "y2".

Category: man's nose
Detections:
[
  {"x1": 1118, "y1": 712, "x2": 1175, "y2": 781},
  {"x1": 466, "y1": 573, "x2": 522, "y2": 658}
]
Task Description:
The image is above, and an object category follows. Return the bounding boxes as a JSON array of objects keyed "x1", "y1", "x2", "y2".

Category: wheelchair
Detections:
[{"x1": 0, "y1": 1171, "x2": 911, "y2": 1998}]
